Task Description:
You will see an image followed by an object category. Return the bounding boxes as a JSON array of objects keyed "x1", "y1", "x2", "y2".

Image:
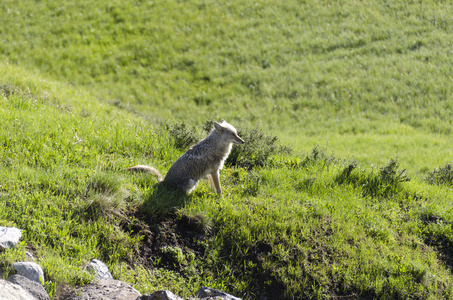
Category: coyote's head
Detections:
[{"x1": 214, "y1": 120, "x2": 245, "y2": 145}]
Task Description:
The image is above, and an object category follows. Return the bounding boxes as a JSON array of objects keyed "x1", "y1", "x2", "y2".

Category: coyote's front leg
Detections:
[{"x1": 209, "y1": 170, "x2": 222, "y2": 195}]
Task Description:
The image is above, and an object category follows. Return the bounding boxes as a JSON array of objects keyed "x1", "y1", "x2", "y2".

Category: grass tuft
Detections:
[{"x1": 83, "y1": 172, "x2": 129, "y2": 219}]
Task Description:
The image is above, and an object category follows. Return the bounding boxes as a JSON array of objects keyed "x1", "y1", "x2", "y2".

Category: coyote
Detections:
[{"x1": 128, "y1": 120, "x2": 244, "y2": 195}]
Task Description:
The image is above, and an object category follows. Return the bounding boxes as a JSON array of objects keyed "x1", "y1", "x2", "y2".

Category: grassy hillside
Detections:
[
  {"x1": 1, "y1": 0, "x2": 453, "y2": 172},
  {"x1": 1, "y1": 65, "x2": 453, "y2": 299},
  {"x1": 1, "y1": 1, "x2": 453, "y2": 299}
]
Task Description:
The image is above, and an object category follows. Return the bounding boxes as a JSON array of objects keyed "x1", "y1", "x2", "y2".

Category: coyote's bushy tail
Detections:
[{"x1": 126, "y1": 165, "x2": 163, "y2": 181}]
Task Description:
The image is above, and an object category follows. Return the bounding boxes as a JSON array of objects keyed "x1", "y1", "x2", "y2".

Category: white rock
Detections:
[
  {"x1": 12, "y1": 262, "x2": 45, "y2": 285},
  {"x1": 0, "y1": 226, "x2": 22, "y2": 249},
  {"x1": 0, "y1": 279, "x2": 36, "y2": 300},
  {"x1": 197, "y1": 287, "x2": 242, "y2": 300},
  {"x1": 86, "y1": 259, "x2": 113, "y2": 280}
]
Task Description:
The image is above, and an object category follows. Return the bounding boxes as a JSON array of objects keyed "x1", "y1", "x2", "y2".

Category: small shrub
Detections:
[
  {"x1": 226, "y1": 127, "x2": 291, "y2": 170},
  {"x1": 363, "y1": 159, "x2": 409, "y2": 198},
  {"x1": 167, "y1": 122, "x2": 200, "y2": 150},
  {"x1": 336, "y1": 159, "x2": 410, "y2": 199},
  {"x1": 426, "y1": 163, "x2": 453, "y2": 186},
  {"x1": 379, "y1": 159, "x2": 410, "y2": 185},
  {"x1": 203, "y1": 118, "x2": 216, "y2": 134}
]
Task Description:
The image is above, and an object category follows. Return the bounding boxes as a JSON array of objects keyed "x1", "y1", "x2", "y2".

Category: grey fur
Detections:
[{"x1": 128, "y1": 120, "x2": 244, "y2": 195}]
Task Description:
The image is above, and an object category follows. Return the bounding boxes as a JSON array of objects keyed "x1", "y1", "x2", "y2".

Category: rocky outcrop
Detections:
[{"x1": 1, "y1": 226, "x2": 243, "y2": 300}]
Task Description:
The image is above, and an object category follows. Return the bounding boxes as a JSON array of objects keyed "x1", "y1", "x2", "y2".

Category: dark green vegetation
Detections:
[{"x1": 1, "y1": 1, "x2": 453, "y2": 299}]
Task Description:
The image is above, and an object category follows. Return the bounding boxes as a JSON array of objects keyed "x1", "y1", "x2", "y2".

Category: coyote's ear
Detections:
[
  {"x1": 220, "y1": 119, "x2": 226, "y2": 123},
  {"x1": 214, "y1": 121, "x2": 224, "y2": 132}
]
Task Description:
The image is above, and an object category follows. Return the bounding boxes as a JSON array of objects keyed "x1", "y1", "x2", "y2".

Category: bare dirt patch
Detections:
[{"x1": 122, "y1": 211, "x2": 211, "y2": 270}]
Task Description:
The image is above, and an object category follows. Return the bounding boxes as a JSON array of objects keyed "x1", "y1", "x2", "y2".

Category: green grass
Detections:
[
  {"x1": 1, "y1": 0, "x2": 453, "y2": 299},
  {"x1": 1, "y1": 0, "x2": 453, "y2": 173},
  {"x1": 1, "y1": 79, "x2": 453, "y2": 298}
]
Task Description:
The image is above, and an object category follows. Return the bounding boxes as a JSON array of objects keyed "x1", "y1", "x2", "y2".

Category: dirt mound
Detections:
[{"x1": 123, "y1": 211, "x2": 211, "y2": 270}]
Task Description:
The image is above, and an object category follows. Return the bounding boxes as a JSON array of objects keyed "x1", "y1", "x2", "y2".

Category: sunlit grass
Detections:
[
  {"x1": 1, "y1": 1, "x2": 453, "y2": 299},
  {"x1": 1, "y1": 1, "x2": 453, "y2": 173}
]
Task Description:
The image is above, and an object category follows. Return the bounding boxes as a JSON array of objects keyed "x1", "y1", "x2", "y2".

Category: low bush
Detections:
[
  {"x1": 426, "y1": 163, "x2": 453, "y2": 186},
  {"x1": 225, "y1": 127, "x2": 291, "y2": 170},
  {"x1": 167, "y1": 122, "x2": 200, "y2": 150},
  {"x1": 336, "y1": 158, "x2": 410, "y2": 198}
]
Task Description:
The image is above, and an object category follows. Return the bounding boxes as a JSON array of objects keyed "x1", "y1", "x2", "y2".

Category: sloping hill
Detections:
[
  {"x1": 1, "y1": 1, "x2": 453, "y2": 299},
  {"x1": 1, "y1": 68, "x2": 453, "y2": 298},
  {"x1": 1, "y1": 0, "x2": 453, "y2": 171}
]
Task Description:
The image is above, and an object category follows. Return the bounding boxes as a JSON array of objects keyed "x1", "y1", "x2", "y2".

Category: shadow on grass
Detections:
[
  {"x1": 421, "y1": 215, "x2": 453, "y2": 272},
  {"x1": 140, "y1": 182, "x2": 189, "y2": 217},
  {"x1": 121, "y1": 183, "x2": 212, "y2": 271},
  {"x1": 425, "y1": 234, "x2": 453, "y2": 272}
]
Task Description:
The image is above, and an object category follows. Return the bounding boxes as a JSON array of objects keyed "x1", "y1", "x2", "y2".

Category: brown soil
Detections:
[{"x1": 123, "y1": 211, "x2": 211, "y2": 270}]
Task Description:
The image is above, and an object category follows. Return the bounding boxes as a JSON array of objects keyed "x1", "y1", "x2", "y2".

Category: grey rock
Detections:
[
  {"x1": 197, "y1": 287, "x2": 242, "y2": 300},
  {"x1": 7, "y1": 274, "x2": 50, "y2": 300},
  {"x1": 138, "y1": 290, "x2": 185, "y2": 300},
  {"x1": 0, "y1": 279, "x2": 36, "y2": 300},
  {"x1": 68, "y1": 279, "x2": 141, "y2": 300},
  {"x1": 86, "y1": 259, "x2": 113, "y2": 280},
  {"x1": 0, "y1": 226, "x2": 22, "y2": 249},
  {"x1": 12, "y1": 262, "x2": 45, "y2": 285}
]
